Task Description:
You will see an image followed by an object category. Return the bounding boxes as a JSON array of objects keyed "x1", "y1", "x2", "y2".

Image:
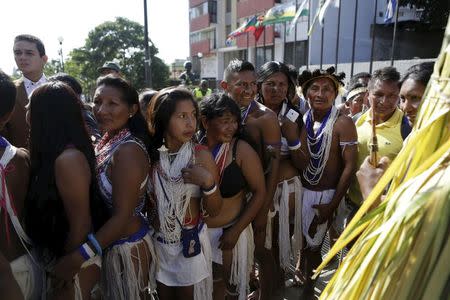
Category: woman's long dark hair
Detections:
[
  {"x1": 24, "y1": 82, "x2": 108, "y2": 260},
  {"x1": 147, "y1": 87, "x2": 198, "y2": 164},
  {"x1": 96, "y1": 75, "x2": 152, "y2": 150},
  {"x1": 257, "y1": 61, "x2": 304, "y2": 130}
]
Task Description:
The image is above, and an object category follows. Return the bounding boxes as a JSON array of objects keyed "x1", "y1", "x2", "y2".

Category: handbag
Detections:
[{"x1": 157, "y1": 173, "x2": 202, "y2": 257}]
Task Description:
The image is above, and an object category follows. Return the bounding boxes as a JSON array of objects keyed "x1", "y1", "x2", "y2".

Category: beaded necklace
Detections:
[
  {"x1": 303, "y1": 106, "x2": 339, "y2": 185},
  {"x1": 241, "y1": 100, "x2": 255, "y2": 125},
  {"x1": 212, "y1": 142, "x2": 230, "y2": 182},
  {"x1": 154, "y1": 141, "x2": 194, "y2": 242},
  {"x1": 95, "y1": 128, "x2": 131, "y2": 173}
]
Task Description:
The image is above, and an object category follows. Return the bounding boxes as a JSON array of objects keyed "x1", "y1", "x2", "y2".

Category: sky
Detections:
[{"x1": 0, "y1": 0, "x2": 190, "y2": 75}]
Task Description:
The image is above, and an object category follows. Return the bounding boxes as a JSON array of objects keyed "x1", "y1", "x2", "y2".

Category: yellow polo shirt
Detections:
[{"x1": 348, "y1": 108, "x2": 405, "y2": 205}]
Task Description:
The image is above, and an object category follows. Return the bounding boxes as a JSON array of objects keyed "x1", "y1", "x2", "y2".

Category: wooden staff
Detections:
[{"x1": 369, "y1": 100, "x2": 378, "y2": 167}]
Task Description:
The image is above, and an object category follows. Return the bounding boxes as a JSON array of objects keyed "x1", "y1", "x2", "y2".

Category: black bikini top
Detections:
[{"x1": 219, "y1": 140, "x2": 247, "y2": 198}]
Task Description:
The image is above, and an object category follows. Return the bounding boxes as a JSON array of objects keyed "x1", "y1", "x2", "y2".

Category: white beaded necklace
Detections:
[
  {"x1": 154, "y1": 141, "x2": 194, "y2": 242},
  {"x1": 303, "y1": 106, "x2": 339, "y2": 185}
]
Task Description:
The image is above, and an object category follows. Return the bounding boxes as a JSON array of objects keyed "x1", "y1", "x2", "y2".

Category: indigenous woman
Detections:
[
  {"x1": 256, "y1": 61, "x2": 306, "y2": 285},
  {"x1": 24, "y1": 82, "x2": 107, "y2": 299},
  {"x1": 52, "y1": 75, "x2": 157, "y2": 299},
  {"x1": 147, "y1": 87, "x2": 222, "y2": 300},
  {"x1": 199, "y1": 93, "x2": 265, "y2": 300},
  {"x1": 399, "y1": 62, "x2": 434, "y2": 127}
]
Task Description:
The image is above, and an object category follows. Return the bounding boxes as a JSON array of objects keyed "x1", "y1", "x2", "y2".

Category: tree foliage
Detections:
[
  {"x1": 65, "y1": 17, "x2": 169, "y2": 98},
  {"x1": 43, "y1": 59, "x2": 63, "y2": 76}
]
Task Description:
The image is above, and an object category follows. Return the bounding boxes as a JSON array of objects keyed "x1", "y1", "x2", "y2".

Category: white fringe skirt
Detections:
[
  {"x1": 265, "y1": 176, "x2": 303, "y2": 271},
  {"x1": 208, "y1": 224, "x2": 254, "y2": 300},
  {"x1": 101, "y1": 224, "x2": 157, "y2": 299}
]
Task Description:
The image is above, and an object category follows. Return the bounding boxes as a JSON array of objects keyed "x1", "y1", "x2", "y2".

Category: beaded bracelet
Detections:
[
  {"x1": 288, "y1": 140, "x2": 301, "y2": 150},
  {"x1": 78, "y1": 243, "x2": 96, "y2": 261},
  {"x1": 202, "y1": 183, "x2": 217, "y2": 196},
  {"x1": 87, "y1": 233, "x2": 103, "y2": 256}
]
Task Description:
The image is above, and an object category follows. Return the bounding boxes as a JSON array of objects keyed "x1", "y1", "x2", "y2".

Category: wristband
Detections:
[
  {"x1": 287, "y1": 139, "x2": 300, "y2": 147},
  {"x1": 87, "y1": 233, "x2": 103, "y2": 256},
  {"x1": 202, "y1": 183, "x2": 217, "y2": 196},
  {"x1": 78, "y1": 243, "x2": 95, "y2": 261},
  {"x1": 288, "y1": 140, "x2": 301, "y2": 150}
]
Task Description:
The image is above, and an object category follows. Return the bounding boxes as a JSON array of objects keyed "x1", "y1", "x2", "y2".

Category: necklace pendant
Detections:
[{"x1": 158, "y1": 143, "x2": 169, "y2": 152}]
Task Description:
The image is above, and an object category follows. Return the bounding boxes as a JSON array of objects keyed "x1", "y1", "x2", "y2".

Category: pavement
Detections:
[{"x1": 270, "y1": 234, "x2": 343, "y2": 300}]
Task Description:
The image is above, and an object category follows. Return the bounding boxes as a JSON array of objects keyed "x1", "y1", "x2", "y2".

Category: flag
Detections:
[
  {"x1": 308, "y1": 0, "x2": 339, "y2": 35},
  {"x1": 318, "y1": 0, "x2": 338, "y2": 26},
  {"x1": 288, "y1": 0, "x2": 309, "y2": 34},
  {"x1": 262, "y1": 2, "x2": 297, "y2": 26},
  {"x1": 384, "y1": 0, "x2": 396, "y2": 24},
  {"x1": 243, "y1": 14, "x2": 266, "y2": 42},
  {"x1": 227, "y1": 15, "x2": 257, "y2": 40},
  {"x1": 254, "y1": 15, "x2": 266, "y2": 41}
]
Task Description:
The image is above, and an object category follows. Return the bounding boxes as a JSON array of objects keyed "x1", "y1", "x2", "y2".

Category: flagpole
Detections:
[
  {"x1": 293, "y1": 0, "x2": 298, "y2": 67},
  {"x1": 320, "y1": 25, "x2": 324, "y2": 69},
  {"x1": 334, "y1": 0, "x2": 341, "y2": 71},
  {"x1": 254, "y1": 28, "x2": 257, "y2": 66},
  {"x1": 369, "y1": 0, "x2": 378, "y2": 73},
  {"x1": 350, "y1": 0, "x2": 359, "y2": 77},
  {"x1": 263, "y1": 16, "x2": 266, "y2": 63},
  {"x1": 246, "y1": 32, "x2": 249, "y2": 61},
  {"x1": 272, "y1": 25, "x2": 275, "y2": 61},
  {"x1": 283, "y1": 22, "x2": 287, "y2": 63},
  {"x1": 306, "y1": 0, "x2": 311, "y2": 68},
  {"x1": 390, "y1": 1, "x2": 400, "y2": 66}
]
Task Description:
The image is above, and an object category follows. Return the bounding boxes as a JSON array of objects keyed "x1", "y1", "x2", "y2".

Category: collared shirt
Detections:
[
  {"x1": 23, "y1": 74, "x2": 47, "y2": 98},
  {"x1": 348, "y1": 108, "x2": 405, "y2": 205}
]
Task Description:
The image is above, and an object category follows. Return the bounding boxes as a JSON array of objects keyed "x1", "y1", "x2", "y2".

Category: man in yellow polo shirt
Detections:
[{"x1": 347, "y1": 66, "x2": 411, "y2": 207}]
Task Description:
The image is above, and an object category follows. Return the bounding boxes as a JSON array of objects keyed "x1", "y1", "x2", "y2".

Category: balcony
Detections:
[
  {"x1": 190, "y1": 39, "x2": 211, "y2": 57},
  {"x1": 237, "y1": 0, "x2": 274, "y2": 19},
  {"x1": 190, "y1": 14, "x2": 211, "y2": 32}
]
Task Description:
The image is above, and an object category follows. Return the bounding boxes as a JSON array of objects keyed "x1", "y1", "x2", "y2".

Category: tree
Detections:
[
  {"x1": 43, "y1": 59, "x2": 63, "y2": 76},
  {"x1": 66, "y1": 17, "x2": 169, "y2": 98}
]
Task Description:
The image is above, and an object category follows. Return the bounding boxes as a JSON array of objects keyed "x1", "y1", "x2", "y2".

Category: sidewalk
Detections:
[{"x1": 270, "y1": 258, "x2": 338, "y2": 300}]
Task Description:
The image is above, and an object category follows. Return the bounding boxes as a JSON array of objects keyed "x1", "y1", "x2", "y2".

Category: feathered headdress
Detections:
[{"x1": 298, "y1": 66, "x2": 346, "y2": 97}]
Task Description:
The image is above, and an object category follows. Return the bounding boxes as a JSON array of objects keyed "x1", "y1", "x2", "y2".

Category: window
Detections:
[
  {"x1": 226, "y1": 0, "x2": 232, "y2": 13},
  {"x1": 189, "y1": 2, "x2": 209, "y2": 20},
  {"x1": 209, "y1": 0, "x2": 217, "y2": 23},
  {"x1": 226, "y1": 25, "x2": 232, "y2": 36},
  {"x1": 189, "y1": 29, "x2": 216, "y2": 46}
]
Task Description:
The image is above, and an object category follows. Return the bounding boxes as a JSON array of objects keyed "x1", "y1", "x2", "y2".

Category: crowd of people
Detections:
[{"x1": 0, "y1": 34, "x2": 434, "y2": 300}]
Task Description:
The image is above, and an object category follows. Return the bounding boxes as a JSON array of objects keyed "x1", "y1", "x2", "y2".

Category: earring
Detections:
[{"x1": 129, "y1": 113, "x2": 133, "y2": 118}]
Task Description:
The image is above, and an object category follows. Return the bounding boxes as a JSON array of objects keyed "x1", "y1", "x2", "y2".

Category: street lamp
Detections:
[
  {"x1": 57, "y1": 36, "x2": 65, "y2": 72},
  {"x1": 197, "y1": 52, "x2": 203, "y2": 80}
]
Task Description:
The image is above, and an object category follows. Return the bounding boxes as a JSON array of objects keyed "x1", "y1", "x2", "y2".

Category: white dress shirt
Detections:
[{"x1": 23, "y1": 74, "x2": 47, "y2": 98}]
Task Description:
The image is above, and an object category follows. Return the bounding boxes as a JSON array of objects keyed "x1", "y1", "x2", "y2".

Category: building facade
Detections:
[{"x1": 188, "y1": 0, "x2": 441, "y2": 83}]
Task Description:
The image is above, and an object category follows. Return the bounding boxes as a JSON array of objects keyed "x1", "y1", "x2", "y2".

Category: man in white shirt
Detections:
[{"x1": 2, "y1": 34, "x2": 48, "y2": 147}]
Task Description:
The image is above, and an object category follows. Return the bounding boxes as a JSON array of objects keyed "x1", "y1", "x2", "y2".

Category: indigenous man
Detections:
[
  {"x1": 348, "y1": 67, "x2": 411, "y2": 207},
  {"x1": 296, "y1": 67, "x2": 358, "y2": 294},
  {"x1": 2, "y1": 34, "x2": 48, "y2": 148},
  {"x1": 0, "y1": 70, "x2": 42, "y2": 299},
  {"x1": 221, "y1": 59, "x2": 281, "y2": 300}
]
